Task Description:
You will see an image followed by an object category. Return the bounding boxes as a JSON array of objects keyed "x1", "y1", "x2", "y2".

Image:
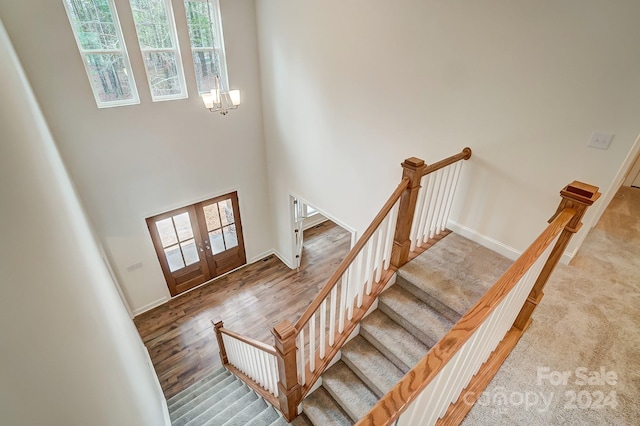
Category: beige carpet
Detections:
[{"x1": 462, "y1": 186, "x2": 640, "y2": 425}]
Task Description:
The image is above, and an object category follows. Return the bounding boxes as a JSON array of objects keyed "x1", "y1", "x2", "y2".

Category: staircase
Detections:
[
  {"x1": 168, "y1": 367, "x2": 294, "y2": 426},
  {"x1": 300, "y1": 232, "x2": 512, "y2": 425}
]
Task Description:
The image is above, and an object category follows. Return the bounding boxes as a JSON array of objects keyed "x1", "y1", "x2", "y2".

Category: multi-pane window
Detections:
[
  {"x1": 62, "y1": 0, "x2": 139, "y2": 108},
  {"x1": 203, "y1": 199, "x2": 238, "y2": 254},
  {"x1": 184, "y1": 0, "x2": 229, "y2": 94},
  {"x1": 129, "y1": 0, "x2": 187, "y2": 101},
  {"x1": 155, "y1": 212, "x2": 199, "y2": 272}
]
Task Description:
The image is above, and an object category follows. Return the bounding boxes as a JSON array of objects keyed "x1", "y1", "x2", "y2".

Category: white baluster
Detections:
[
  {"x1": 355, "y1": 252, "x2": 364, "y2": 308},
  {"x1": 435, "y1": 165, "x2": 455, "y2": 232},
  {"x1": 329, "y1": 286, "x2": 337, "y2": 346},
  {"x1": 297, "y1": 330, "x2": 306, "y2": 385},
  {"x1": 309, "y1": 314, "x2": 316, "y2": 372},
  {"x1": 410, "y1": 174, "x2": 428, "y2": 251},
  {"x1": 440, "y1": 162, "x2": 462, "y2": 232},
  {"x1": 430, "y1": 168, "x2": 450, "y2": 238},
  {"x1": 338, "y1": 273, "x2": 347, "y2": 333},
  {"x1": 365, "y1": 233, "x2": 377, "y2": 294},
  {"x1": 417, "y1": 175, "x2": 435, "y2": 247},
  {"x1": 374, "y1": 219, "x2": 387, "y2": 282},
  {"x1": 383, "y1": 202, "x2": 399, "y2": 269},
  {"x1": 320, "y1": 299, "x2": 326, "y2": 359},
  {"x1": 425, "y1": 169, "x2": 443, "y2": 241},
  {"x1": 346, "y1": 262, "x2": 356, "y2": 320}
]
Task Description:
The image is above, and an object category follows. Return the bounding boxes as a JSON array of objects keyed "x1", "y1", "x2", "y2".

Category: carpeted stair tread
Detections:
[
  {"x1": 217, "y1": 397, "x2": 269, "y2": 426},
  {"x1": 195, "y1": 390, "x2": 259, "y2": 426},
  {"x1": 170, "y1": 376, "x2": 243, "y2": 421},
  {"x1": 242, "y1": 405, "x2": 281, "y2": 426},
  {"x1": 289, "y1": 413, "x2": 313, "y2": 426},
  {"x1": 169, "y1": 370, "x2": 235, "y2": 412},
  {"x1": 378, "y1": 285, "x2": 454, "y2": 347},
  {"x1": 173, "y1": 383, "x2": 250, "y2": 426},
  {"x1": 341, "y1": 335, "x2": 404, "y2": 397},
  {"x1": 167, "y1": 367, "x2": 228, "y2": 407},
  {"x1": 397, "y1": 233, "x2": 511, "y2": 317},
  {"x1": 302, "y1": 386, "x2": 353, "y2": 426},
  {"x1": 359, "y1": 310, "x2": 429, "y2": 372},
  {"x1": 321, "y1": 360, "x2": 378, "y2": 421}
]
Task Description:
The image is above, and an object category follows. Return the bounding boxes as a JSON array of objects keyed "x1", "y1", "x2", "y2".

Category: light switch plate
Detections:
[{"x1": 587, "y1": 132, "x2": 614, "y2": 150}]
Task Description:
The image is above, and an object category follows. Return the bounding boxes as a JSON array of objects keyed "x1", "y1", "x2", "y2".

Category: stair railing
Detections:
[
  {"x1": 212, "y1": 320, "x2": 280, "y2": 408},
  {"x1": 211, "y1": 148, "x2": 473, "y2": 421},
  {"x1": 357, "y1": 181, "x2": 600, "y2": 426},
  {"x1": 273, "y1": 148, "x2": 472, "y2": 420}
]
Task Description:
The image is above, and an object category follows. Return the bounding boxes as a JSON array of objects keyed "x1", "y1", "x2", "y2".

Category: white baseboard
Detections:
[
  {"x1": 248, "y1": 249, "x2": 277, "y2": 264},
  {"x1": 302, "y1": 214, "x2": 328, "y2": 231},
  {"x1": 273, "y1": 248, "x2": 295, "y2": 269},
  {"x1": 448, "y1": 220, "x2": 575, "y2": 265},
  {"x1": 132, "y1": 296, "x2": 170, "y2": 316},
  {"x1": 447, "y1": 220, "x2": 521, "y2": 261}
]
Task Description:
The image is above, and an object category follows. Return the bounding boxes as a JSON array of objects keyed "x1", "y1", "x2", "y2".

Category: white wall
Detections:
[
  {"x1": 256, "y1": 0, "x2": 640, "y2": 263},
  {"x1": 0, "y1": 19, "x2": 169, "y2": 425},
  {"x1": 0, "y1": 0, "x2": 272, "y2": 314}
]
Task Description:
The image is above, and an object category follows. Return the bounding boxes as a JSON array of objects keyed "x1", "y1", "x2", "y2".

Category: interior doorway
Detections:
[{"x1": 290, "y1": 195, "x2": 355, "y2": 269}]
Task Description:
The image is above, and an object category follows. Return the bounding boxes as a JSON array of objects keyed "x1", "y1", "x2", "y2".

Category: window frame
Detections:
[
  {"x1": 62, "y1": 0, "x2": 140, "y2": 108},
  {"x1": 184, "y1": 0, "x2": 230, "y2": 95},
  {"x1": 129, "y1": 0, "x2": 188, "y2": 101}
]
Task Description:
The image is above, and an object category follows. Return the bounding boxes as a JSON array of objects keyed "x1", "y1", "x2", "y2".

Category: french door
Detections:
[{"x1": 146, "y1": 192, "x2": 246, "y2": 296}]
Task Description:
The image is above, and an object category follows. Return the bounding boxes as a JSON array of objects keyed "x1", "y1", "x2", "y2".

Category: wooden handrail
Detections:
[
  {"x1": 219, "y1": 326, "x2": 277, "y2": 356},
  {"x1": 293, "y1": 177, "x2": 411, "y2": 331},
  {"x1": 421, "y1": 147, "x2": 472, "y2": 176},
  {"x1": 357, "y1": 207, "x2": 576, "y2": 426}
]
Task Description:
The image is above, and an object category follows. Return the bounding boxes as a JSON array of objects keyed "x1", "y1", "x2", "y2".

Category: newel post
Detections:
[
  {"x1": 391, "y1": 157, "x2": 426, "y2": 269},
  {"x1": 272, "y1": 320, "x2": 301, "y2": 421},
  {"x1": 212, "y1": 319, "x2": 228, "y2": 365},
  {"x1": 513, "y1": 181, "x2": 600, "y2": 330}
]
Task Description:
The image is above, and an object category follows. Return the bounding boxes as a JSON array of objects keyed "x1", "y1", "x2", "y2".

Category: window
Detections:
[
  {"x1": 62, "y1": 0, "x2": 139, "y2": 108},
  {"x1": 129, "y1": 0, "x2": 187, "y2": 101},
  {"x1": 184, "y1": 0, "x2": 229, "y2": 94}
]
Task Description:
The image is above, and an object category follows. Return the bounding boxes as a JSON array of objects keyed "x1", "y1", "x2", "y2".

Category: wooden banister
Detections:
[
  {"x1": 212, "y1": 319, "x2": 228, "y2": 364},
  {"x1": 513, "y1": 181, "x2": 600, "y2": 330},
  {"x1": 292, "y1": 177, "x2": 410, "y2": 331},
  {"x1": 357, "y1": 207, "x2": 576, "y2": 426},
  {"x1": 391, "y1": 158, "x2": 426, "y2": 268},
  {"x1": 272, "y1": 320, "x2": 301, "y2": 422},
  {"x1": 218, "y1": 327, "x2": 277, "y2": 356},
  {"x1": 421, "y1": 147, "x2": 472, "y2": 176}
]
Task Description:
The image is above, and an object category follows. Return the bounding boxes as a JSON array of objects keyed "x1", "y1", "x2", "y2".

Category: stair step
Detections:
[
  {"x1": 196, "y1": 389, "x2": 259, "y2": 426},
  {"x1": 322, "y1": 360, "x2": 378, "y2": 421},
  {"x1": 359, "y1": 310, "x2": 429, "y2": 373},
  {"x1": 169, "y1": 369, "x2": 233, "y2": 412},
  {"x1": 218, "y1": 396, "x2": 268, "y2": 426},
  {"x1": 243, "y1": 404, "x2": 280, "y2": 426},
  {"x1": 302, "y1": 386, "x2": 352, "y2": 426},
  {"x1": 173, "y1": 383, "x2": 249, "y2": 426},
  {"x1": 397, "y1": 233, "x2": 511, "y2": 318},
  {"x1": 379, "y1": 285, "x2": 454, "y2": 347},
  {"x1": 167, "y1": 367, "x2": 228, "y2": 407},
  {"x1": 341, "y1": 335, "x2": 404, "y2": 397},
  {"x1": 170, "y1": 375, "x2": 241, "y2": 421}
]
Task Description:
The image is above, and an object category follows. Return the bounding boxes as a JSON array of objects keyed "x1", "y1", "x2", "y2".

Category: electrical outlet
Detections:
[
  {"x1": 126, "y1": 262, "x2": 143, "y2": 272},
  {"x1": 587, "y1": 132, "x2": 614, "y2": 150}
]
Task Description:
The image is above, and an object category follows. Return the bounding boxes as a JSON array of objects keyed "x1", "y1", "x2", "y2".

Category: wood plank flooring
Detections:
[{"x1": 134, "y1": 220, "x2": 351, "y2": 399}]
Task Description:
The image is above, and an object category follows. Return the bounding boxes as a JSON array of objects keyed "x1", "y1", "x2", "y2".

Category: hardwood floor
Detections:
[{"x1": 134, "y1": 220, "x2": 352, "y2": 399}]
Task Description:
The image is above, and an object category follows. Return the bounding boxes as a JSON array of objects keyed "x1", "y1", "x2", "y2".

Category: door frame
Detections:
[
  {"x1": 288, "y1": 193, "x2": 356, "y2": 270},
  {"x1": 144, "y1": 186, "x2": 248, "y2": 297}
]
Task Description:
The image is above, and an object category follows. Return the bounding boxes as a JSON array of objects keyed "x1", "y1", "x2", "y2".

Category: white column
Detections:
[{"x1": 0, "y1": 19, "x2": 169, "y2": 426}]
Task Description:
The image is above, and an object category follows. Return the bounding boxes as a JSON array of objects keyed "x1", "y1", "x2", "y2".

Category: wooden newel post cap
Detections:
[
  {"x1": 401, "y1": 157, "x2": 425, "y2": 170},
  {"x1": 560, "y1": 181, "x2": 601, "y2": 205}
]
